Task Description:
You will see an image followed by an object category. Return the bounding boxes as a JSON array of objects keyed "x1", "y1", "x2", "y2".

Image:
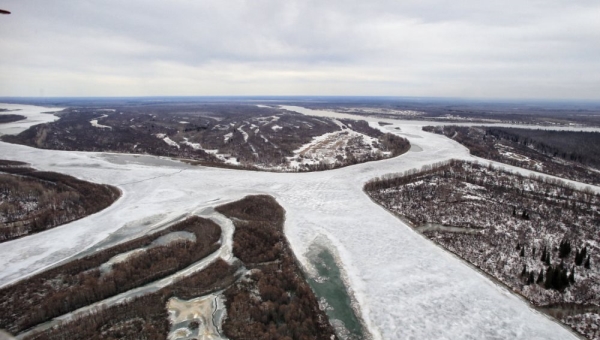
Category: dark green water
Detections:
[{"x1": 306, "y1": 243, "x2": 364, "y2": 340}]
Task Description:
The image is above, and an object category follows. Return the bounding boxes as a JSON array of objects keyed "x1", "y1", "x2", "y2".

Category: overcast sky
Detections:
[{"x1": 1, "y1": 1, "x2": 599, "y2": 99}]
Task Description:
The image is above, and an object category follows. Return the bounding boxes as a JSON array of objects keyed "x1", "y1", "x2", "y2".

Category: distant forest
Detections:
[
  {"x1": 0, "y1": 114, "x2": 26, "y2": 124},
  {"x1": 485, "y1": 128, "x2": 600, "y2": 169},
  {"x1": 423, "y1": 126, "x2": 600, "y2": 185}
]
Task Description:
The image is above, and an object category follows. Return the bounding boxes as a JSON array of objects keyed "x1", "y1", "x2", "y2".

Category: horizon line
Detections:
[{"x1": 1, "y1": 95, "x2": 600, "y2": 104}]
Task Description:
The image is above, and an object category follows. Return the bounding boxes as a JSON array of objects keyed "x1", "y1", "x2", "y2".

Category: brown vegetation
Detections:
[
  {"x1": 6, "y1": 195, "x2": 336, "y2": 340},
  {"x1": 25, "y1": 259, "x2": 239, "y2": 340},
  {"x1": 0, "y1": 160, "x2": 120, "y2": 242},
  {"x1": 217, "y1": 195, "x2": 337, "y2": 340},
  {"x1": 0, "y1": 216, "x2": 221, "y2": 334}
]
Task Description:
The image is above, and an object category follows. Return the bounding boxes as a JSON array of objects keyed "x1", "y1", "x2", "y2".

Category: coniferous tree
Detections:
[
  {"x1": 569, "y1": 267, "x2": 575, "y2": 284},
  {"x1": 559, "y1": 240, "x2": 571, "y2": 258},
  {"x1": 544, "y1": 266, "x2": 554, "y2": 289},
  {"x1": 575, "y1": 248, "x2": 582, "y2": 266},
  {"x1": 520, "y1": 247, "x2": 525, "y2": 257},
  {"x1": 544, "y1": 265, "x2": 570, "y2": 291},
  {"x1": 575, "y1": 247, "x2": 588, "y2": 266},
  {"x1": 536, "y1": 270, "x2": 544, "y2": 284},
  {"x1": 541, "y1": 246, "x2": 547, "y2": 262},
  {"x1": 559, "y1": 268, "x2": 570, "y2": 290},
  {"x1": 521, "y1": 265, "x2": 527, "y2": 277},
  {"x1": 584, "y1": 255, "x2": 591, "y2": 269},
  {"x1": 545, "y1": 252, "x2": 551, "y2": 266},
  {"x1": 528, "y1": 271, "x2": 535, "y2": 285}
]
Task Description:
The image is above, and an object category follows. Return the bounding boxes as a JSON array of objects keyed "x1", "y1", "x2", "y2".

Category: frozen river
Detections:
[{"x1": 0, "y1": 104, "x2": 588, "y2": 339}]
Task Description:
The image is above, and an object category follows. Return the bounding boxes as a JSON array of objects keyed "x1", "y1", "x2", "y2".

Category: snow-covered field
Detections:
[{"x1": 2, "y1": 103, "x2": 597, "y2": 339}]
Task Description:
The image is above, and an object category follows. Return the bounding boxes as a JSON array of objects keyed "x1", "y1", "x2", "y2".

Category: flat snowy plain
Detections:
[{"x1": 1, "y1": 103, "x2": 597, "y2": 339}]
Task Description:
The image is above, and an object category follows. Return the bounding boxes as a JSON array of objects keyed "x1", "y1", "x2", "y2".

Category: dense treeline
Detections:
[
  {"x1": 0, "y1": 161, "x2": 121, "y2": 242},
  {"x1": 365, "y1": 160, "x2": 460, "y2": 191},
  {"x1": 217, "y1": 195, "x2": 337, "y2": 340},
  {"x1": 485, "y1": 127, "x2": 600, "y2": 168},
  {"x1": 217, "y1": 195, "x2": 285, "y2": 264},
  {"x1": 366, "y1": 160, "x2": 599, "y2": 224},
  {"x1": 422, "y1": 125, "x2": 600, "y2": 185},
  {"x1": 380, "y1": 133, "x2": 411, "y2": 156},
  {"x1": 339, "y1": 118, "x2": 411, "y2": 157},
  {"x1": 339, "y1": 119, "x2": 383, "y2": 137},
  {"x1": 366, "y1": 160, "x2": 600, "y2": 339},
  {"x1": 25, "y1": 259, "x2": 239, "y2": 340},
  {"x1": 0, "y1": 216, "x2": 221, "y2": 334}
]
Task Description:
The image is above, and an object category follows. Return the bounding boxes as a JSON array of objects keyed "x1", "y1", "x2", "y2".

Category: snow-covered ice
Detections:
[
  {"x1": 238, "y1": 125, "x2": 249, "y2": 142},
  {"x1": 1, "y1": 103, "x2": 597, "y2": 339},
  {"x1": 182, "y1": 137, "x2": 202, "y2": 150},
  {"x1": 90, "y1": 114, "x2": 112, "y2": 129},
  {"x1": 0, "y1": 103, "x2": 62, "y2": 136}
]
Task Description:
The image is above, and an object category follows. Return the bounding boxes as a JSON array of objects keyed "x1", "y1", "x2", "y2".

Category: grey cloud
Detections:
[{"x1": 0, "y1": 0, "x2": 599, "y2": 99}]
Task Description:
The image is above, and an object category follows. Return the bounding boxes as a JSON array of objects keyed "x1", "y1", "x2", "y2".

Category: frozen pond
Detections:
[{"x1": 0, "y1": 103, "x2": 590, "y2": 339}]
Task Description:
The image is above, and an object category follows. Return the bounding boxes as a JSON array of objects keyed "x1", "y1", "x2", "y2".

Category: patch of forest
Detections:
[
  {"x1": 366, "y1": 160, "x2": 600, "y2": 340},
  {"x1": 0, "y1": 114, "x2": 26, "y2": 124},
  {"x1": 215, "y1": 195, "x2": 337, "y2": 340},
  {"x1": 12, "y1": 195, "x2": 337, "y2": 340},
  {"x1": 337, "y1": 119, "x2": 410, "y2": 157},
  {"x1": 1, "y1": 103, "x2": 409, "y2": 172},
  {"x1": 0, "y1": 160, "x2": 121, "y2": 242},
  {"x1": 423, "y1": 125, "x2": 600, "y2": 185},
  {"x1": 0, "y1": 216, "x2": 222, "y2": 334}
]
